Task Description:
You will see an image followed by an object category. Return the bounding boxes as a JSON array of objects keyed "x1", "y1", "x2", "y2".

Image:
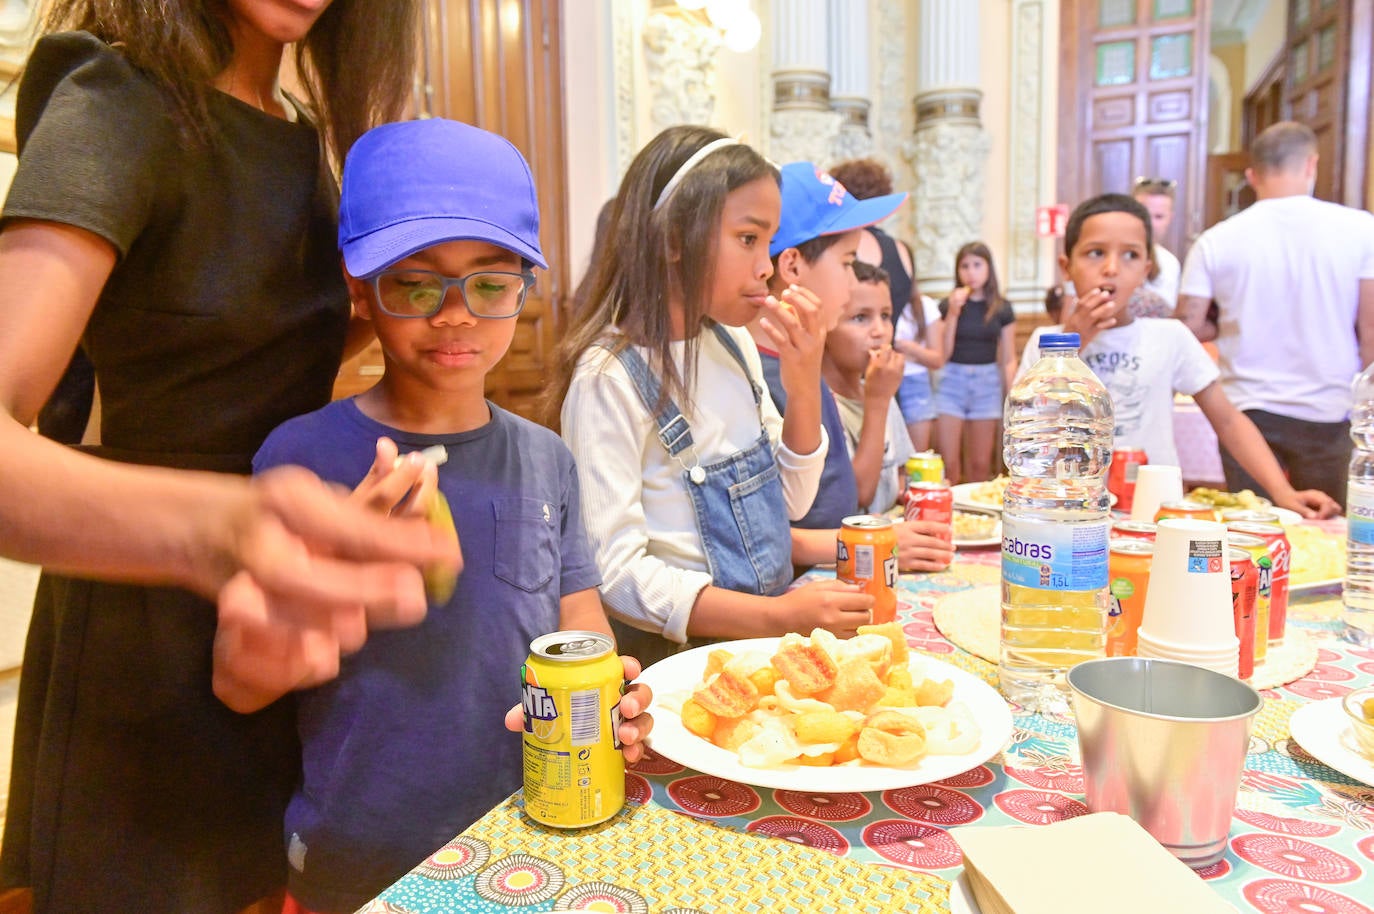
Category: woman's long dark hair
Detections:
[
  {"x1": 543, "y1": 126, "x2": 779, "y2": 424},
  {"x1": 41, "y1": 0, "x2": 417, "y2": 167},
  {"x1": 953, "y1": 241, "x2": 1007, "y2": 325}
]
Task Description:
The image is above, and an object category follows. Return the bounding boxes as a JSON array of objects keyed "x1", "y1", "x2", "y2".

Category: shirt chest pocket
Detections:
[{"x1": 492, "y1": 496, "x2": 558, "y2": 592}]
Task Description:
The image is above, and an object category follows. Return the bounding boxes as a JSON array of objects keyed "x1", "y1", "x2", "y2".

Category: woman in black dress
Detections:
[{"x1": 0, "y1": 2, "x2": 457, "y2": 912}]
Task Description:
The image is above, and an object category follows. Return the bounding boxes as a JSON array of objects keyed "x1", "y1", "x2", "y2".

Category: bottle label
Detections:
[
  {"x1": 1002, "y1": 513, "x2": 1109, "y2": 591},
  {"x1": 1350, "y1": 487, "x2": 1374, "y2": 546}
]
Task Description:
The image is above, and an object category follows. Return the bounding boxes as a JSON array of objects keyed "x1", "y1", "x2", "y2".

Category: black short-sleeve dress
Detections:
[{"x1": 0, "y1": 33, "x2": 349, "y2": 914}]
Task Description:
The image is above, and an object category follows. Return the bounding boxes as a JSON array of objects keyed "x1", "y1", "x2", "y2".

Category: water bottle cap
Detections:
[{"x1": 1039, "y1": 332, "x2": 1081, "y2": 350}]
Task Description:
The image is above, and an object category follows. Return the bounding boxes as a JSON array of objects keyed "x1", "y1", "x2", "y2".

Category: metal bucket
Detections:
[{"x1": 1067, "y1": 657, "x2": 1262, "y2": 868}]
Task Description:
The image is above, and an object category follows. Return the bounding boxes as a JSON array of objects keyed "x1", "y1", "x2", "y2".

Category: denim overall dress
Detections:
[{"x1": 607, "y1": 325, "x2": 794, "y2": 663}]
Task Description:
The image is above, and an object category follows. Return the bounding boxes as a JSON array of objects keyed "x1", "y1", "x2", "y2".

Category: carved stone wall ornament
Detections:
[
  {"x1": 642, "y1": 10, "x2": 722, "y2": 135},
  {"x1": 907, "y1": 116, "x2": 990, "y2": 290},
  {"x1": 612, "y1": 0, "x2": 638, "y2": 177},
  {"x1": 770, "y1": 107, "x2": 845, "y2": 165},
  {"x1": 1006, "y1": 0, "x2": 1051, "y2": 305}
]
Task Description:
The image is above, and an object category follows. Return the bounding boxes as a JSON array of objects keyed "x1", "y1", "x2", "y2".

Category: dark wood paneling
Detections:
[
  {"x1": 1058, "y1": 0, "x2": 1210, "y2": 259},
  {"x1": 334, "y1": 0, "x2": 569, "y2": 422}
]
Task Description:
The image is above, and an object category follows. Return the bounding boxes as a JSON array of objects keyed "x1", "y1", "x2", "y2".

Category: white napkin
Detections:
[{"x1": 950, "y1": 812, "x2": 1233, "y2": 914}]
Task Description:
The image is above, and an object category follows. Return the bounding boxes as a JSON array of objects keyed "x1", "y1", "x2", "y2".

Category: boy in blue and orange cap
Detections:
[
  {"x1": 211, "y1": 118, "x2": 652, "y2": 914},
  {"x1": 749, "y1": 162, "x2": 954, "y2": 572}
]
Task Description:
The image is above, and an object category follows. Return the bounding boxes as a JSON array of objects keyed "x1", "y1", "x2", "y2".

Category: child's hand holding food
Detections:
[
  {"x1": 760, "y1": 283, "x2": 827, "y2": 401},
  {"x1": 864, "y1": 345, "x2": 904, "y2": 405}
]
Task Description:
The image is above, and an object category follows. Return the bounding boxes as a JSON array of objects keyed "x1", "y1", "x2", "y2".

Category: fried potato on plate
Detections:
[
  {"x1": 857, "y1": 621, "x2": 910, "y2": 667},
  {"x1": 792, "y1": 709, "x2": 860, "y2": 745},
  {"x1": 680, "y1": 698, "x2": 716, "y2": 738},
  {"x1": 915, "y1": 677, "x2": 955, "y2": 707}
]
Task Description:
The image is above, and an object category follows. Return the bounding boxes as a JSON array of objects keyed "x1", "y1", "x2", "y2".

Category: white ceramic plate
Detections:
[
  {"x1": 953, "y1": 508, "x2": 1002, "y2": 549},
  {"x1": 1289, "y1": 575, "x2": 1342, "y2": 596},
  {"x1": 951, "y1": 483, "x2": 1117, "y2": 513},
  {"x1": 1288, "y1": 697, "x2": 1374, "y2": 787},
  {"x1": 639, "y1": 638, "x2": 1014, "y2": 792},
  {"x1": 951, "y1": 482, "x2": 1004, "y2": 513},
  {"x1": 1270, "y1": 506, "x2": 1303, "y2": 525}
]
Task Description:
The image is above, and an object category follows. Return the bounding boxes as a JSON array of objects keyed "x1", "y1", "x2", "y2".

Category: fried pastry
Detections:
[
  {"x1": 770, "y1": 638, "x2": 838, "y2": 694},
  {"x1": 819, "y1": 658, "x2": 887, "y2": 713},
  {"x1": 693, "y1": 669, "x2": 759, "y2": 718}
]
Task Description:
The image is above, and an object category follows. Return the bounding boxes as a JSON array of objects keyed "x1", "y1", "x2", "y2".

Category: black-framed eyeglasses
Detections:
[
  {"x1": 1133, "y1": 176, "x2": 1177, "y2": 192},
  {"x1": 367, "y1": 269, "x2": 535, "y2": 319}
]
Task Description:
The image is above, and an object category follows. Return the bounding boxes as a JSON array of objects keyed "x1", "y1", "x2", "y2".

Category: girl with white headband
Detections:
[{"x1": 546, "y1": 126, "x2": 873, "y2": 663}]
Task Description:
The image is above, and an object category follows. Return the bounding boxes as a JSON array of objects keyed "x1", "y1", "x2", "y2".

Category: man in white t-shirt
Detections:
[
  {"x1": 1132, "y1": 177, "x2": 1181, "y2": 307},
  {"x1": 1176, "y1": 121, "x2": 1374, "y2": 507}
]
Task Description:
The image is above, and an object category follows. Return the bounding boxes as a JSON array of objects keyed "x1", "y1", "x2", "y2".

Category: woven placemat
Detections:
[
  {"x1": 931, "y1": 586, "x2": 1317, "y2": 691},
  {"x1": 371, "y1": 795, "x2": 950, "y2": 914}
]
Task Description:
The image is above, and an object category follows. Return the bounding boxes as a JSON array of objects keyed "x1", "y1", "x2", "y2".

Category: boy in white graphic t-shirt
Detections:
[{"x1": 1018, "y1": 193, "x2": 1339, "y2": 520}]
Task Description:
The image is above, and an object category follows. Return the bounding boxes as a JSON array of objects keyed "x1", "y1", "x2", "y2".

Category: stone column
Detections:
[
  {"x1": 1004, "y1": 0, "x2": 1059, "y2": 308},
  {"x1": 905, "y1": 0, "x2": 990, "y2": 294},
  {"x1": 769, "y1": 0, "x2": 841, "y2": 165},
  {"x1": 642, "y1": 2, "x2": 723, "y2": 136},
  {"x1": 827, "y1": 0, "x2": 872, "y2": 161}
]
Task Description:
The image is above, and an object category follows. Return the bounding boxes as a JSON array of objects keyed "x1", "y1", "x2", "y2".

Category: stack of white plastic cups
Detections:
[{"x1": 1135, "y1": 518, "x2": 1239, "y2": 678}]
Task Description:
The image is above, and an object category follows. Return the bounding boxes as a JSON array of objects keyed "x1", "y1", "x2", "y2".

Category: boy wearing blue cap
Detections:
[
  {"x1": 751, "y1": 163, "x2": 954, "y2": 571},
  {"x1": 215, "y1": 119, "x2": 651, "y2": 914}
]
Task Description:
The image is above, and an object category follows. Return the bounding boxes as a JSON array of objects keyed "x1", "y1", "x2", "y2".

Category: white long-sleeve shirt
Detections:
[{"x1": 560, "y1": 324, "x2": 827, "y2": 643}]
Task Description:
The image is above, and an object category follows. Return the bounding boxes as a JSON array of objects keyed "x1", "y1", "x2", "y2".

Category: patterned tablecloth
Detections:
[{"x1": 369, "y1": 532, "x2": 1374, "y2": 914}]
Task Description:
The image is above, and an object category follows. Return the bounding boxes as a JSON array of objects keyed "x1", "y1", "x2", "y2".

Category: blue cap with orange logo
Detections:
[{"x1": 769, "y1": 162, "x2": 907, "y2": 257}]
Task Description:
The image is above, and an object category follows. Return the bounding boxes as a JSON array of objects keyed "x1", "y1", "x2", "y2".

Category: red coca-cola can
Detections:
[
  {"x1": 905, "y1": 481, "x2": 953, "y2": 539},
  {"x1": 1107, "y1": 445, "x2": 1148, "y2": 513},
  {"x1": 1111, "y1": 519, "x2": 1157, "y2": 542},
  {"x1": 1230, "y1": 521, "x2": 1291, "y2": 646},
  {"x1": 1230, "y1": 547, "x2": 1258, "y2": 681}
]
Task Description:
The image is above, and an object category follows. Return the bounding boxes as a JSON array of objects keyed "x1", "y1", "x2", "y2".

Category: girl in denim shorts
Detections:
[
  {"x1": 893, "y1": 292, "x2": 946, "y2": 452},
  {"x1": 934, "y1": 242, "x2": 1017, "y2": 484}
]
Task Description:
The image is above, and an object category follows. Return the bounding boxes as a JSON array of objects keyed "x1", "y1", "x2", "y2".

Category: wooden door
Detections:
[
  {"x1": 1057, "y1": 0, "x2": 1211, "y2": 257},
  {"x1": 334, "y1": 0, "x2": 569, "y2": 423},
  {"x1": 1204, "y1": 151, "x2": 1256, "y2": 226},
  {"x1": 1283, "y1": 0, "x2": 1372, "y2": 205},
  {"x1": 1242, "y1": 49, "x2": 1285, "y2": 147}
]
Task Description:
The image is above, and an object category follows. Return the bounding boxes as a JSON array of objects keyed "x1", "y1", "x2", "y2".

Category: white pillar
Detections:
[
  {"x1": 1004, "y1": 0, "x2": 1060, "y2": 309},
  {"x1": 827, "y1": 0, "x2": 873, "y2": 160},
  {"x1": 905, "y1": 0, "x2": 991, "y2": 293},
  {"x1": 769, "y1": 0, "x2": 841, "y2": 164}
]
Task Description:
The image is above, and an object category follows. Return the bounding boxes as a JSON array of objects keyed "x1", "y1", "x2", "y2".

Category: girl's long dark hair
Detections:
[
  {"x1": 543, "y1": 126, "x2": 779, "y2": 424},
  {"x1": 954, "y1": 241, "x2": 1007, "y2": 325},
  {"x1": 41, "y1": 0, "x2": 417, "y2": 167}
]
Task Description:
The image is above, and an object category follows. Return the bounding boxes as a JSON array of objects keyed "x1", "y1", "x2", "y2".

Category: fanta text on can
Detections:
[
  {"x1": 838, "y1": 514, "x2": 899, "y2": 625},
  {"x1": 522, "y1": 631, "x2": 625, "y2": 828}
]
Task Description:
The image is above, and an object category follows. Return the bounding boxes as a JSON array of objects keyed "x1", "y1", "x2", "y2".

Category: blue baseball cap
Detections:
[
  {"x1": 338, "y1": 118, "x2": 547, "y2": 277},
  {"x1": 769, "y1": 162, "x2": 908, "y2": 257}
]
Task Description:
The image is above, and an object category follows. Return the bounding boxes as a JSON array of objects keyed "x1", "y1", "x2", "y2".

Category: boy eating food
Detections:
[{"x1": 1019, "y1": 193, "x2": 1338, "y2": 519}]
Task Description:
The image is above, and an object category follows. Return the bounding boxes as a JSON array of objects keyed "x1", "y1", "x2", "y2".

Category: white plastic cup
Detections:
[
  {"x1": 1069, "y1": 658, "x2": 1262, "y2": 868},
  {"x1": 1135, "y1": 636, "x2": 1240, "y2": 678},
  {"x1": 1139, "y1": 519, "x2": 1236, "y2": 650},
  {"x1": 1130, "y1": 465, "x2": 1184, "y2": 522}
]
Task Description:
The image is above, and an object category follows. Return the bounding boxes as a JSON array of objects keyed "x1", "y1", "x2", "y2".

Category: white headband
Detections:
[{"x1": 652, "y1": 138, "x2": 742, "y2": 210}]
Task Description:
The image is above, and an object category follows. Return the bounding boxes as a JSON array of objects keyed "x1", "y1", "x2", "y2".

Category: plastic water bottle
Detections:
[
  {"x1": 1343, "y1": 363, "x2": 1374, "y2": 646},
  {"x1": 1000, "y1": 332, "x2": 1114, "y2": 713}
]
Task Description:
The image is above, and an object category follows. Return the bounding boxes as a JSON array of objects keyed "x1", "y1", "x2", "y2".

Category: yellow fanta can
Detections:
[{"x1": 521, "y1": 631, "x2": 625, "y2": 828}]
